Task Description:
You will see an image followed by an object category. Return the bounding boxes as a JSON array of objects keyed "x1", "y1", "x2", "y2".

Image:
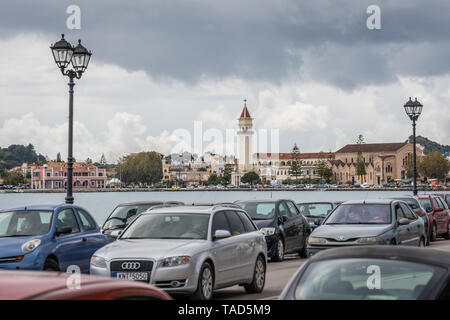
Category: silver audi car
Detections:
[{"x1": 90, "y1": 205, "x2": 267, "y2": 300}]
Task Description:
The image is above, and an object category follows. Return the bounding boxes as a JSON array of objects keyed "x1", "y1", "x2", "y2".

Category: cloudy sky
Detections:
[{"x1": 0, "y1": 0, "x2": 449, "y2": 162}]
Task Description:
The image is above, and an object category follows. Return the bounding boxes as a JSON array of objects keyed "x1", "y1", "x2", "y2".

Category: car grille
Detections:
[
  {"x1": 110, "y1": 260, "x2": 154, "y2": 272},
  {"x1": 0, "y1": 256, "x2": 23, "y2": 263},
  {"x1": 325, "y1": 238, "x2": 359, "y2": 243}
]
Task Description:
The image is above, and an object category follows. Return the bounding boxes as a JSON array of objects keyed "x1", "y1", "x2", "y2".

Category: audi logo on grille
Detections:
[{"x1": 121, "y1": 262, "x2": 141, "y2": 270}]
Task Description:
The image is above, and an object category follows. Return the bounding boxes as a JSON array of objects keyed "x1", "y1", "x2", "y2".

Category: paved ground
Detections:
[{"x1": 213, "y1": 239, "x2": 450, "y2": 300}]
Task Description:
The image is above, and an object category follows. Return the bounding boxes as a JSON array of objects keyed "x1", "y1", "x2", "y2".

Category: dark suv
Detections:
[
  {"x1": 236, "y1": 199, "x2": 309, "y2": 261},
  {"x1": 101, "y1": 201, "x2": 184, "y2": 241}
]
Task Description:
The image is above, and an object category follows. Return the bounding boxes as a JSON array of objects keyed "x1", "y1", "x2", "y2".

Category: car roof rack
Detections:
[
  {"x1": 188, "y1": 202, "x2": 243, "y2": 209},
  {"x1": 145, "y1": 203, "x2": 184, "y2": 211}
]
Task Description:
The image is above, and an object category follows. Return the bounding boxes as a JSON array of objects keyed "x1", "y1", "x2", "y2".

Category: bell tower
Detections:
[{"x1": 237, "y1": 99, "x2": 253, "y2": 172}]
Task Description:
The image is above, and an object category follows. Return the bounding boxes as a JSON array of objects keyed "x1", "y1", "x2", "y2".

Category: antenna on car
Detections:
[{"x1": 363, "y1": 191, "x2": 369, "y2": 204}]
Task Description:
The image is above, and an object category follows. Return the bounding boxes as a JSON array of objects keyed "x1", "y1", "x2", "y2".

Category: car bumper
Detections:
[
  {"x1": 0, "y1": 250, "x2": 44, "y2": 271},
  {"x1": 307, "y1": 242, "x2": 386, "y2": 257},
  {"x1": 91, "y1": 260, "x2": 200, "y2": 294}
]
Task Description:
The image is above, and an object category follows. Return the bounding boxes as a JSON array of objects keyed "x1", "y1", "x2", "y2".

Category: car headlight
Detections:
[
  {"x1": 260, "y1": 227, "x2": 275, "y2": 236},
  {"x1": 308, "y1": 237, "x2": 327, "y2": 244},
  {"x1": 162, "y1": 256, "x2": 191, "y2": 267},
  {"x1": 21, "y1": 239, "x2": 41, "y2": 253},
  {"x1": 356, "y1": 236, "x2": 380, "y2": 244},
  {"x1": 91, "y1": 255, "x2": 107, "y2": 268}
]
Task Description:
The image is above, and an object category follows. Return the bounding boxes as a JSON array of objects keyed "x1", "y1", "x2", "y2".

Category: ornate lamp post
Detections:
[
  {"x1": 403, "y1": 97, "x2": 423, "y2": 196},
  {"x1": 50, "y1": 34, "x2": 92, "y2": 204}
]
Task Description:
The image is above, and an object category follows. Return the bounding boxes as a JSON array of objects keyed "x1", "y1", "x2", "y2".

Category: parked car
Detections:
[
  {"x1": 0, "y1": 204, "x2": 108, "y2": 273},
  {"x1": 0, "y1": 270, "x2": 171, "y2": 300},
  {"x1": 91, "y1": 205, "x2": 267, "y2": 300},
  {"x1": 296, "y1": 202, "x2": 341, "y2": 231},
  {"x1": 280, "y1": 246, "x2": 450, "y2": 300},
  {"x1": 417, "y1": 195, "x2": 450, "y2": 241},
  {"x1": 102, "y1": 201, "x2": 184, "y2": 241},
  {"x1": 385, "y1": 195, "x2": 431, "y2": 245},
  {"x1": 307, "y1": 199, "x2": 426, "y2": 257},
  {"x1": 236, "y1": 199, "x2": 309, "y2": 261}
]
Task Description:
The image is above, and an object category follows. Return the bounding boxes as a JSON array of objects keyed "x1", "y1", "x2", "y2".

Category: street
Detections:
[{"x1": 214, "y1": 239, "x2": 450, "y2": 300}]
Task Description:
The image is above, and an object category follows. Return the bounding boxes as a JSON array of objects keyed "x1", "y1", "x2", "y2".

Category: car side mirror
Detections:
[
  {"x1": 214, "y1": 230, "x2": 231, "y2": 240},
  {"x1": 110, "y1": 230, "x2": 122, "y2": 238},
  {"x1": 426, "y1": 207, "x2": 433, "y2": 213},
  {"x1": 278, "y1": 216, "x2": 288, "y2": 224},
  {"x1": 314, "y1": 218, "x2": 322, "y2": 226},
  {"x1": 56, "y1": 226, "x2": 72, "y2": 236},
  {"x1": 398, "y1": 218, "x2": 410, "y2": 226}
]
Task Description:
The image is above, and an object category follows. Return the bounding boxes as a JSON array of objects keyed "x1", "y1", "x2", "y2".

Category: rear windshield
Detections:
[
  {"x1": 326, "y1": 204, "x2": 391, "y2": 224},
  {"x1": 297, "y1": 203, "x2": 334, "y2": 217},
  {"x1": 238, "y1": 202, "x2": 276, "y2": 220},
  {"x1": 0, "y1": 210, "x2": 53, "y2": 237},
  {"x1": 294, "y1": 258, "x2": 444, "y2": 300},
  {"x1": 103, "y1": 204, "x2": 160, "y2": 230}
]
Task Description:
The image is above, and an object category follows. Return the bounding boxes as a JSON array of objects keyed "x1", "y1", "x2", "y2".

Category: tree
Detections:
[
  {"x1": 85, "y1": 158, "x2": 93, "y2": 164},
  {"x1": 56, "y1": 152, "x2": 62, "y2": 162},
  {"x1": 418, "y1": 152, "x2": 450, "y2": 180},
  {"x1": 99, "y1": 153, "x2": 107, "y2": 168},
  {"x1": 316, "y1": 158, "x2": 333, "y2": 183},
  {"x1": 357, "y1": 134, "x2": 365, "y2": 144},
  {"x1": 207, "y1": 173, "x2": 223, "y2": 185},
  {"x1": 355, "y1": 135, "x2": 366, "y2": 183},
  {"x1": 402, "y1": 153, "x2": 414, "y2": 179},
  {"x1": 289, "y1": 143, "x2": 302, "y2": 181},
  {"x1": 241, "y1": 171, "x2": 261, "y2": 185},
  {"x1": 1, "y1": 171, "x2": 25, "y2": 185},
  {"x1": 116, "y1": 152, "x2": 163, "y2": 185},
  {"x1": 222, "y1": 164, "x2": 234, "y2": 185}
]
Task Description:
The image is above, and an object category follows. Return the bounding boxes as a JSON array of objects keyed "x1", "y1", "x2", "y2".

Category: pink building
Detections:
[{"x1": 31, "y1": 162, "x2": 107, "y2": 189}]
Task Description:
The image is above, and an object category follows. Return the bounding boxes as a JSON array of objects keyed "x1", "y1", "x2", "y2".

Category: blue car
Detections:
[{"x1": 0, "y1": 204, "x2": 108, "y2": 273}]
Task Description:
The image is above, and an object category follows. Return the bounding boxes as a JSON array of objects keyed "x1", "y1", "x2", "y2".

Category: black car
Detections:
[
  {"x1": 296, "y1": 202, "x2": 342, "y2": 231},
  {"x1": 101, "y1": 201, "x2": 184, "y2": 241},
  {"x1": 236, "y1": 199, "x2": 309, "y2": 261},
  {"x1": 280, "y1": 246, "x2": 450, "y2": 300}
]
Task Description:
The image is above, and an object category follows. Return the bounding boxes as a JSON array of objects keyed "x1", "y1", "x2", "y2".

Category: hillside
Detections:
[
  {"x1": 408, "y1": 136, "x2": 450, "y2": 154},
  {"x1": 0, "y1": 144, "x2": 47, "y2": 170}
]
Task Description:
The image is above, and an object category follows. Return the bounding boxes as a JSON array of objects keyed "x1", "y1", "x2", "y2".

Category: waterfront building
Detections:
[
  {"x1": 329, "y1": 142, "x2": 423, "y2": 185},
  {"x1": 254, "y1": 152, "x2": 334, "y2": 183},
  {"x1": 30, "y1": 161, "x2": 107, "y2": 189}
]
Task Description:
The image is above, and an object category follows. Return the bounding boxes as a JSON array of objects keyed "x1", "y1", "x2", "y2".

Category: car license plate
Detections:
[{"x1": 113, "y1": 272, "x2": 149, "y2": 281}]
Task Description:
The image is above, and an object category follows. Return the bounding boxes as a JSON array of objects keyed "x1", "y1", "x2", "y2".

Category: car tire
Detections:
[
  {"x1": 244, "y1": 256, "x2": 266, "y2": 294},
  {"x1": 192, "y1": 262, "x2": 214, "y2": 300},
  {"x1": 444, "y1": 222, "x2": 450, "y2": 240},
  {"x1": 431, "y1": 222, "x2": 438, "y2": 242},
  {"x1": 419, "y1": 237, "x2": 426, "y2": 247},
  {"x1": 390, "y1": 239, "x2": 397, "y2": 245},
  {"x1": 43, "y1": 258, "x2": 60, "y2": 271},
  {"x1": 298, "y1": 237, "x2": 308, "y2": 258},
  {"x1": 272, "y1": 238, "x2": 284, "y2": 262}
]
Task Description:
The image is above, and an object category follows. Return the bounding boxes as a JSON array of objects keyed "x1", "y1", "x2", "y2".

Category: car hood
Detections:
[
  {"x1": 253, "y1": 219, "x2": 275, "y2": 229},
  {"x1": 0, "y1": 236, "x2": 43, "y2": 257},
  {"x1": 311, "y1": 224, "x2": 392, "y2": 240},
  {"x1": 95, "y1": 238, "x2": 208, "y2": 261}
]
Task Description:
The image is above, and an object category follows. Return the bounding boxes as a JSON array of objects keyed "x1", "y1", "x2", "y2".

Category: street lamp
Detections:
[
  {"x1": 50, "y1": 34, "x2": 92, "y2": 204},
  {"x1": 403, "y1": 97, "x2": 423, "y2": 196}
]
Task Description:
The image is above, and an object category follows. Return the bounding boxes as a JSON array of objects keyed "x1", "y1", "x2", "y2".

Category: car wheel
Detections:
[
  {"x1": 192, "y1": 262, "x2": 214, "y2": 300},
  {"x1": 431, "y1": 222, "x2": 438, "y2": 241},
  {"x1": 244, "y1": 256, "x2": 266, "y2": 294},
  {"x1": 444, "y1": 222, "x2": 450, "y2": 240},
  {"x1": 272, "y1": 238, "x2": 284, "y2": 262},
  {"x1": 419, "y1": 237, "x2": 426, "y2": 247},
  {"x1": 43, "y1": 258, "x2": 60, "y2": 271}
]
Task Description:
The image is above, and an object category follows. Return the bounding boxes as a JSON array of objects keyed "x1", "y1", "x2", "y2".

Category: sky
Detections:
[{"x1": 0, "y1": 0, "x2": 449, "y2": 163}]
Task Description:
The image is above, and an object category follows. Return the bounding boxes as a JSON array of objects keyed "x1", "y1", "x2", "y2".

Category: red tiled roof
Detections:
[
  {"x1": 239, "y1": 104, "x2": 252, "y2": 119},
  {"x1": 336, "y1": 142, "x2": 408, "y2": 153},
  {"x1": 255, "y1": 152, "x2": 334, "y2": 160}
]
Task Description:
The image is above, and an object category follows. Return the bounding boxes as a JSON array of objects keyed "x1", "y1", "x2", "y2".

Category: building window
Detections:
[
  {"x1": 99, "y1": 172, "x2": 103, "y2": 177},
  {"x1": 55, "y1": 172, "x2": 58, "y2": 176}
]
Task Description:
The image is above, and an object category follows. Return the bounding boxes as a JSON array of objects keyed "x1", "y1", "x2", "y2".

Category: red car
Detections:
[
  {"x1": 417, "y1": 195, "x2": 450, "y2": 241},
  {"x1": 0, "y1": 270, "x2": 172, "y2": 300}
]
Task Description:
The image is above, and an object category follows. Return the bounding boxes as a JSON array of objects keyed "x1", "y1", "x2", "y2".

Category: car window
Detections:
[
  {"x1": 400, "y1": 203, "x2": 416, "y2": 221},
  {"x1": 77, "y1": 209, "x2": 97, "y2": 231},
  {"x1": 0, "y1": 210, "x2": 53, "y2": 237},
  {"x1": 56, "y1": 209, "x2": 80, "y2": 234},
  {"x1": 294, "y1": 258, "x2": 444, "y2": 300},
  {"x1": 278, "y1": 202, "x2": 289, "y2": 218},
  {"x1": 286, "y1": 201, "x2": 299, "y2": 217},
  {"x1": 238, "y1": 202, "x2": 276, "y2": 220},
  {"x1": 298, "y1": 203, "x2": 334, "y2": 217},
  {"x1": 236, "y1": 211, "x2": 257, "y2": 232},
  {"x1": 211, "y1": 211, "x2": 231, "y2": 235},
  {"x1": 225, "y1": 211, "x2": 246, "y2": 236},
  {"x1": 419, "y1": 198, "x2": 433, "y2": 212},
  {"x1": 326, "y1": 204, "x2": 391, "y2": 224},
  {"x1": 433, "y1": 198, "x2": 442, "y2": 209},
  {"x1": 402, "y1": 199, "x2": 420, "y2": 210},
  {"x1": 446, "y1": 196, "x2": 450, "y2": 207},
  {"x1": 437, "y1": 198, "x2": 448, "y2": 210},
  {"x1": 395, "y1": 204, "x2": 406, "y2": 222}
]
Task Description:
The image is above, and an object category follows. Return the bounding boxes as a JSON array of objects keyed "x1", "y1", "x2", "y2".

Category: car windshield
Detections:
[
  {"x1": 325, "y1": 204, "x2": 391, "y2": 224},
  {"x1": 103, "y1": 204, "x2": 160, "y2": 230},
  {"x1": 0, "y1": 210, "x2": 53, "y2": 237},
  {"x1": 120, "y1": 213, "x2": 210, "y2": 240},
  {"x1": 294, "y1": 258, "x2": 443, "y2": 300},
  {"x1": 418, "y1": 199, "x2": 432, "y2": 212},
  {"x1": 297, "y1": 203, "x2": 334, "y2": 217},
  {"x1": 238, "y1": 202, "x2": 276, "y2": 220}
]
